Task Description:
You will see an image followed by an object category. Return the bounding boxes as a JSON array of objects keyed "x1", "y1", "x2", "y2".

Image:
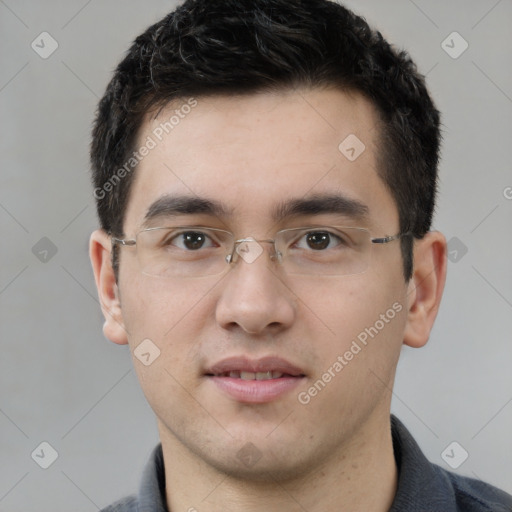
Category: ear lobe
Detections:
[
  {"x1": 89, "y1": 229, "x2": 129, "y2": 345},
  {"x1": 403, "y1": 231, "x2": 447, "y2": 348}
]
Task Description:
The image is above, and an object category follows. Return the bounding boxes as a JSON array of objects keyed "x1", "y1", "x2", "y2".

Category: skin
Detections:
[{"x1": 90, "y1": 87, "x2": 447, "y2": 512}]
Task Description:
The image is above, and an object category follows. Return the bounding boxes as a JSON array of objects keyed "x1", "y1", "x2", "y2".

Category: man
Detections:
[{"x1": 88, "y1": 0, "x2": 512, "y2": 510}]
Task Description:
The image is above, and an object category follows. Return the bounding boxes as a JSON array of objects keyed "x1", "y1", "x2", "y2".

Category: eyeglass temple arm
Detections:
[
  {"x1": 111, "y1": 237, "x2": 136, "y2": 246},
  {"x1": 371, "y1": 232, "x2": 412, "y2": 244}
]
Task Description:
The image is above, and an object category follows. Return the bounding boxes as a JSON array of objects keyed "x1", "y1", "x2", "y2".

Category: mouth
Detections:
[
  {"x1": 204, "y1": 356, "x2": 306, "y2": 403},
  {"x1": 210, "y1": 370, "x2": 296, "y2": 380}
]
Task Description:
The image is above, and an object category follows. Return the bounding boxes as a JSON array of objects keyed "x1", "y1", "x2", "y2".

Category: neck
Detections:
[{"x1": 159, "y1": 411, "x2": 397, "y2": 512}]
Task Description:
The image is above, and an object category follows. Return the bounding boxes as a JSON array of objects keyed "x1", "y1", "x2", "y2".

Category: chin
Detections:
[{"x1": 206, "y1": 451, "x2": 311, "y2": 484}]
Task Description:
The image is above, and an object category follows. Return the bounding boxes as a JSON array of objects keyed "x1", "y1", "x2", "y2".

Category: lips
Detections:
[
  {"x1": 217, "y1": 370, "x2": 286, "y2": 380},
  {"x1": 204, "y1": 356, "x2": 306, "y2": 403},
  {"x1": 205, "y1": 356, "x2": 305, "y2": 378}
]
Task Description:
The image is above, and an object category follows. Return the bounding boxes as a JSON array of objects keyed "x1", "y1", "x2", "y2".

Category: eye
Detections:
[
  {"x1": 167, "y1": 230, "x2": 216, "y2": 251},
  {"x1": 295, "y1": 230, "x2": 345, "y2": 251}
]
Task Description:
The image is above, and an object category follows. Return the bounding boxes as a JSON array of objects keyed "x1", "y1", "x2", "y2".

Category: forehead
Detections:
[{"x1": 124, "y1": 87, "x2": 397, "y2": 232}]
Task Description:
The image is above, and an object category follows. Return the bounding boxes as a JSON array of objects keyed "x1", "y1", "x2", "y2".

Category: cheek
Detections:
[
  {"x1": 290, "y1": 274, "x2": 407, "y2": 387},
  {"x1": 293, "y1": 279, "x2": 407, "y2": 422},
  {"x1": 291, "y1": 274, "x2": 404, "y2": 341},
  {"x1": 121, "y1": 275, "x2": 219, "y2": 337},
  {"x1": 119, "y1": 276, "x2": 220, "y2": 388},
  {"x1": 120, "y1": 278, "x2": 218, "y2": 412}
]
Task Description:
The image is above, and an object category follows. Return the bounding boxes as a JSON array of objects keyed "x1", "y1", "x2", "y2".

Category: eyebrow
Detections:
[
  {"x1": 272, "y1": 193, "x2": 370, "y2": 222},
  {"x1": 143, "y1": 195, "x2": 233, "y2": 227},
  {"x1": 142, "y1": 192, "x2": 369, "y2": 227}
]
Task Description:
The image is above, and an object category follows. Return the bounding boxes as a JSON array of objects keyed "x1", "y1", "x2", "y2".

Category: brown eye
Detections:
[
  {"x1": 306, "y1": 232, "x2": 331, "y2": 250},
  {"x1": 170, "y1": 231, "x2": 215, "y2": 250},
  {"x1": 294, "y1": 230, "x2": 343, "y2": 251}
]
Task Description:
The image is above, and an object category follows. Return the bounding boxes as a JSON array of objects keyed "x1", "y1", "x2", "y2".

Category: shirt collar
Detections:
[
  {"x1": 137, "y1": 441, "x2": 168, "y2": 511},
  {"x1": 388, "y1": 414, "x2": 457, "y2": 511}
]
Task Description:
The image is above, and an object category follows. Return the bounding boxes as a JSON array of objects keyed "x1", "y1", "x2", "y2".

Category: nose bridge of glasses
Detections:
[{"x1": 226, "y1": 237, "x2": 280, "y2": 265}]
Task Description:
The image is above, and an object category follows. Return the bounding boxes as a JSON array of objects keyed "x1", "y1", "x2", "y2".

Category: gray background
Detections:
[{"x1": 1, "y1": 0, "x2": 511, "y2": 510}]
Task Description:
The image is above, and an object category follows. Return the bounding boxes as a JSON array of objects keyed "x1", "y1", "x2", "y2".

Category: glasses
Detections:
[{"x1": 111, "y1": 225, "x2": 411, "y2": 278}]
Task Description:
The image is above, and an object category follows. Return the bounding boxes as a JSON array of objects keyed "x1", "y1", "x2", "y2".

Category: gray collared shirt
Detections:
[{"x1": 100, "y1": 415, "x2": 512, "y2": 511}]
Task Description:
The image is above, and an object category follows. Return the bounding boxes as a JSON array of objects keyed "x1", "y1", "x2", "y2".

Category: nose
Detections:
[{"x1": 215, "y1": 240, "x2": 296, "y2": 335}]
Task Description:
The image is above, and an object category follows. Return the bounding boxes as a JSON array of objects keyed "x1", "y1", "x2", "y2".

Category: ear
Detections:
[
  {"x1": 403, "y1": 231, "x2": 447, "y2": 348},
  {"x1": 89, "y1": 229, "x2": 129, "y2": 345}
]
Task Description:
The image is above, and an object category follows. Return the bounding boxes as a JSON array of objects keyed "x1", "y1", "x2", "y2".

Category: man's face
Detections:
[{"x1": 115, "y1": 88, "x2": 410, "y2": 479}]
